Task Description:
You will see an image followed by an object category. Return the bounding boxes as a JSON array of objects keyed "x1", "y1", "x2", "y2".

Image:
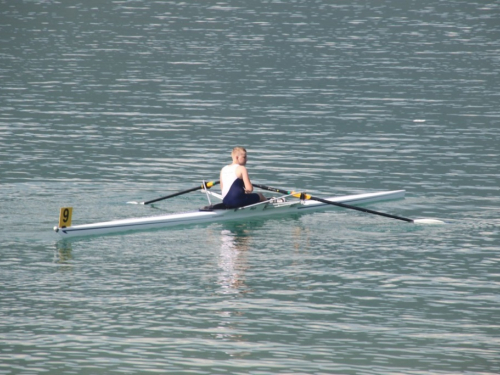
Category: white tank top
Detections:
[{"x1": 221, "y1": 164, "x2": 239, "y2": 198}]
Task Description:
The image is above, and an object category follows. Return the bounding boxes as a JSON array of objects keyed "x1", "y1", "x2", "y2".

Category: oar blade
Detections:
[
  {"x1": 254, "y1": 183, "x2": 444, "y2": 225},
  {"x1": 413, "y1": 218, "x2": 445, "y2": 225}
]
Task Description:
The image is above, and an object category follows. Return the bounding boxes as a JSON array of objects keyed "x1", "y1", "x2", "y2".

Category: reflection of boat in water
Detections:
[
  {"x1": 54, "y1": 241, "x2": 74, "y2": 270},
  {"x1": 215, "y1": 226, "x2": 253, "y2": 340},
  {"x1": 218, "y1": 226, "x2": 251, "y2": 295}
]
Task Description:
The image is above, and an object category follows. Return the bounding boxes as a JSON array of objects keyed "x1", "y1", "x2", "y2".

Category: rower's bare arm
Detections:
[{"x1": 239, "y1": 166, "x2": 253, "y2": 193}]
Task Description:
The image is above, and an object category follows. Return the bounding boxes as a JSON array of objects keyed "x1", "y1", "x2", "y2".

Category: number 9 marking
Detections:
[{"x1": 58, "y1": 207, "x2": 73, "y2": 228}]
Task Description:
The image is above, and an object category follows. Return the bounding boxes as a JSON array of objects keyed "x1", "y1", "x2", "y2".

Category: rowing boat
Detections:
[{"x1": 53, "y1": 189, "x2": 405, "y2": 238}]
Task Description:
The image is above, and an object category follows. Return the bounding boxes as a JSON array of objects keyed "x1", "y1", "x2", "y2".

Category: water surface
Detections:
[{"x1": 1, "y1": 0, "x2": 499, "y2": 374}]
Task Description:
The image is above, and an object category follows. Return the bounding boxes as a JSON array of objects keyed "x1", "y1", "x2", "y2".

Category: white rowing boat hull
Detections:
[{"x1": 54, "y1": 190, "x2": 405, "y2": 238}]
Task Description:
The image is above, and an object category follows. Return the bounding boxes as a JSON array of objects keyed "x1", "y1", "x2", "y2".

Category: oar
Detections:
[
  {"x1": 254, "y1": 183, "x2": 444, "y2": 224},
  {"x1": 128, "y1": 180, "x2": 220, "y2": 205}
]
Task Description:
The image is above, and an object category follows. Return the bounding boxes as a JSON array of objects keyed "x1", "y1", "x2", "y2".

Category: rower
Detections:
[{"x1": 220, "y1": 147, "x2": 266, "y2": 208}]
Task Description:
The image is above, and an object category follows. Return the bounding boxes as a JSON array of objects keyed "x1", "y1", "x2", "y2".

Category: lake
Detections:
[{"x1": 1, "y1": 0, "x2": 499, "y2": 374}]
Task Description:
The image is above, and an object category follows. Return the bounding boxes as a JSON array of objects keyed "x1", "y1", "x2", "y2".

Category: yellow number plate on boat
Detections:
[{"x1": 58, "y1": 207, "x2": 73, "y2": 228}]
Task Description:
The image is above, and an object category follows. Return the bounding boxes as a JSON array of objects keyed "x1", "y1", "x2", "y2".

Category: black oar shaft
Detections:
[
  {"x1": 253, "y1": 183, "x2": 414, "y2": 223},
  {"x1": 144, "y1": 180, "x2": 219, "y2": 205},
  {"x1": 311, "y1": 195, "x2": 413, "y2": 223}
]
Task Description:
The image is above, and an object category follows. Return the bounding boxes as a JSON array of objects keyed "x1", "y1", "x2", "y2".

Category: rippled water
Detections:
[{"x1": 1, "y1": 0, "x2": 499, "y2": 374}]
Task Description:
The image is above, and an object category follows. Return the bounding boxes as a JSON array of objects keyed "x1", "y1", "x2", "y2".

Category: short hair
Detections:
[{"x1": 232, "y1": 146, "x2": 247, "y2": 156}]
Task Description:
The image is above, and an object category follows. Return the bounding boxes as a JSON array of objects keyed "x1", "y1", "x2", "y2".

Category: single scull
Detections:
[{"x1": 54, "y1": 189, "x2": 406, "y2": 238}]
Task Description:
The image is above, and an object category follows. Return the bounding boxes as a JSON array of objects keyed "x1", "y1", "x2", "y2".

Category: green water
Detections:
[{"x1": 1, "y1": 0, "x2": 499, "y2": 373}]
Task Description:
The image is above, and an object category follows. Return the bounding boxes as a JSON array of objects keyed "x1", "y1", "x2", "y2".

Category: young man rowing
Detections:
[{"x1": 220, "y1": 147, "x2": 267, "y2": 208}]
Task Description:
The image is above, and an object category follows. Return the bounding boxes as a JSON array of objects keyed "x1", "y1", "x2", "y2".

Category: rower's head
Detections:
[{"x1": 232, "y1": 146, "x2": 248, "y2": 165}]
